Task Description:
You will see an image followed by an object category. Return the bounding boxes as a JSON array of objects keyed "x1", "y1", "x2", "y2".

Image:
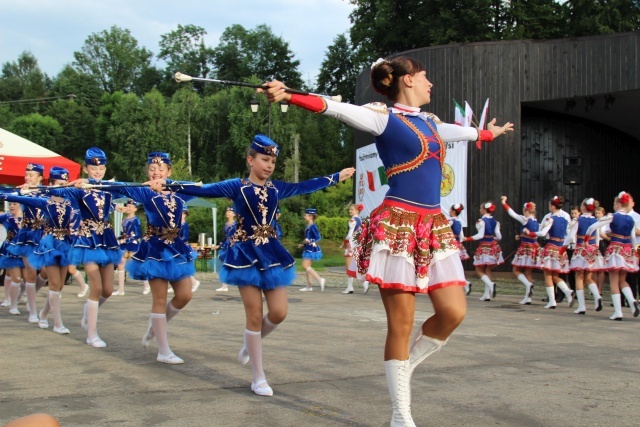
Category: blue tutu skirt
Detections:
[
  {"x1": 7, "y1": 242, "x2": 37, "y2": 258},
  {"x1": 27, "y1": 236, "x2": 72, "y2": 269},
  {"x1": 127, "y1": 238, "x2": 195, "y2": 282},
  {"x1": 69, "y1": 247, "x2": 123, "y2": 267},
  {"x1": 302, "y1": 250, "x2": 323, "y2": 260},
  {"x1": 0, "y1": 251, "x2": 25, "y2": 269},
  {"x1": 221, "y1": 240, "x2": 297, "y2": 289}
]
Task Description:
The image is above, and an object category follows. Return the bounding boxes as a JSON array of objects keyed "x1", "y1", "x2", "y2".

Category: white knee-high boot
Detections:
[
  {"x1": 408, "y1": 334, "x2": 447, "y2": 376},
  {"x1": 384, "y1": 359, "x2": 415, "y2": 427},
  {"x1": 621, "y1": 287, "x2": 640, "y2": 317},
  {"x1": 610, "y1": 294, "x2": 623, "y2": 320},
  {"x1": 587, "y1": 283, "x2": 603, "y2": 311},
  {"x1": 574, "y1": 289, "x2": 586, "y2": 314},
  {"x1": 343, "y1": 277, "x2": 354, "y2": 294},
  {"x1": 556, "y1": 281, "x2": 574, "y2": 306},
  {"x1": 544, "y1": 286, "x2": 557, "y2": 309}
]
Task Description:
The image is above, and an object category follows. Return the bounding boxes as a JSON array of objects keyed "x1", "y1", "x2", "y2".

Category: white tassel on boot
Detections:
[{"x1": 384, "y1": 359, "x2": 415, "y2": 427}]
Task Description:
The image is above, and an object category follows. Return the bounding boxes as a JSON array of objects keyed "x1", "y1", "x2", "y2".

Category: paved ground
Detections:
[{"x1": 1, "y1": 270, "x2": 639, "y2": 426}]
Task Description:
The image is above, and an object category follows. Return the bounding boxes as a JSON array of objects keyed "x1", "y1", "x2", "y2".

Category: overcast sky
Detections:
[{"x1": 0, "y1": 0, "x2": 356, "y2": 84}]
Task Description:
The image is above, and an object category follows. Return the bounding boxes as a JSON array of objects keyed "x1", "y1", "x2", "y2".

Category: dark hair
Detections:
[
  {"x1": 450, "y1": 204, "x2": 464, "y2": 216},
  {"x1": 371, "y1": 56, "x2": 425, "y2": 101},
  {"x1": 571, "y1": 205, "x2": 580, "y2": 212},
  {"x1": 550, "y1": 195, "x2": 565, "y2": 209}
]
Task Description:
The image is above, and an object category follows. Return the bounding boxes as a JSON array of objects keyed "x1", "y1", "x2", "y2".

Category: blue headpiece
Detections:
[
  {"x1": 26, "y1": 163, "x2": 44, "y2": 175},
  {"x1": 49, "y1": 166, "x2": 69, "y2": 181},
  {"x1": 226, "y1": 206, "x2": 235, "y2": 212},
  {"x1": 85, "y1": 147, "x2": 107, "y2": 165},
  {"x1": 250, "y1": 134, "x2": 280, "y2": 157},
  {"x1": 148, "y1": 151, "x2": 172, "y2": 166},
  {"x1": 126, "y1": 198, "x2": 139, "y2": 207},
  {"x1": 305, "y1": 208, "x2": 317, "y2": 215},
  {"x1": 276, "y1": 207, "x2": 281, "y2": 214},
  {"x1": 182, "y1": 206, "x2": 189, "y2": 212}
]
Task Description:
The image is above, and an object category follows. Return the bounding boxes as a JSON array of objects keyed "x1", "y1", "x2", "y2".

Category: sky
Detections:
[{"x1": 0, "y1": 0, "x2": 356, "y2": 84}]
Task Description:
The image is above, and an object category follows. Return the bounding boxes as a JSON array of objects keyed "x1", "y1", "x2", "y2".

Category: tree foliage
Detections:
[
  {"x1": 73, "y1": 26, "x2": 153, "y2": 93},
  {"x1": 8, "y1": 113, "x2": 63, "y2": 152}
]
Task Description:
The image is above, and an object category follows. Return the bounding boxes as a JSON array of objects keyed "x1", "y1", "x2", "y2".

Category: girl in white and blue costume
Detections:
[
  {"x1": 1, "y1": 166, "x2": 74, "y2": 334},
  {"x1": 147, "y1": 134, "x2": 355, "y2": 396},
  {"x1": 585, "y1": 192, "x2": 639, "y2": 320},
  {"x1": 449, "y1": 204, "x2": 472, "y2": 296},
  {"x1": 527, "y1": 196, "x2": 574, "y2": 309},
  {"x1": 114, "y1": 152, "x2": 196, "y2": 364},
  {"x1": 0, "y1": 201, "x2": 23, "y2": 313},
  {"x1": 501, "y1": 196, "x2": 540, "y2": 305},
  {"x1": 562, "y1": 198, "x2": 604, "y2": 314},
  {"x1": 47, "y1": 148, "x2": 122, "y2": 348},
  {"x1": 7, "y1": 162, "x2": 46, "y2": 323},
  {"x1": 263, "y1": 56, "x2": 513, "y2": 425},
  {"x1": 299, "y1": 207, "x2": 326, "y2": 292}
]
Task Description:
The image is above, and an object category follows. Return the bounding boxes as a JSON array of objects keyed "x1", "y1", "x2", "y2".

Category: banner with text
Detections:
[{"x1": 355, "y1": 143, "x2": 389, "y2": 217}]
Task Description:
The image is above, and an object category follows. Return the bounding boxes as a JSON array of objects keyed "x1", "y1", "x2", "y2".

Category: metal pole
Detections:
[{"x1": 268, "y1": 104, "x2": 272, "y2": 138}]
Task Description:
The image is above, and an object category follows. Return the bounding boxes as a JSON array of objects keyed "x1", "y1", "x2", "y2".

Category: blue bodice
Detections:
[
  {"x1": 376, "y1": 113, "x2": 444, "y2": 212},
  {"x1": 520, "y1": 218, "x2": 540, "y2": 244},
  {"x1": 481, "y1": 217, "x2": 498, "y2": 243},
  {"x1": 120, "y1": 216, "x2": 142, "y2": 251},
  {"x1": 576, "y1": 215, "x2": 597, "y2": 244},
  {"x1": 220, "y1": 222, "x2": 237, "y2": 251},
  {"x1": 450, "y1": 218, "x2": 462, "y2": 241},
  {"x1": 0, "y1": 213, "x2": 21, "y2": 244},
  {"x1": 547, "y1": 215, "x2": 569, "y2": 246},
  {"x1": 609, "y1": 213, "x2": 636, "y2": 244},
  {"x1": 303, "y1": 223, "x2": 322, "y2": 253}
]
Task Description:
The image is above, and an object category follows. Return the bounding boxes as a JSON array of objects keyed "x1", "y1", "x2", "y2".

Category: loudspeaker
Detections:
[{"x1": 563, "y1": 157, "x2": 582, "y2": 185}]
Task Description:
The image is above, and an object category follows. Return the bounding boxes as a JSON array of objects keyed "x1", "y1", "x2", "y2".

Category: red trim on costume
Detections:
[
  {"x1": 382, "y1": 199, "x2": 440, "y2": 215},
  {"x1": 365, "y1": 274, "x2": 465, "y2": 294},
  {"x1": 475, "y1": 130, "x2": 494, "y2": 149},
  {"x1": 346, "y1": 270, "x2": 357, "y2": 278},
  {"x1": 290, "y1": 93, "x2": 327, "y2": 113},
  {"x1": 502, "y1": 203, "x2": 510, "y2": 211}
]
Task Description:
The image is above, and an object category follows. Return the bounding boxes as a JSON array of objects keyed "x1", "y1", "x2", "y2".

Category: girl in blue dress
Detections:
[
  {"x1": 214, "y1": 206, "x2": 237, "y2": 292},
  {"x1": 2, "y1": 167, "x2": 74, "y2": 333},
  {"x1": 114, "y1": 152, "x2": 196, "y2": 364},
  {"x1": 448, "y1": 204, "x2": 471, "y2": 295},
  {"x1": 0, "y1": 201, "x2": 23, "y2": 313},
  {"x1": 114, "y1": 199, "x2": 142, "y2": 296},
  {"x1": 299, "y1": 208, "x2": 325, "y2": 292},
  {"x1": 146, "y1": 134, "x2": 355, "y2": 396},
  {"x1": 47, "y1": 148, "x2": 123, "y2": 348},
  {"x1": 179, "y1": 208, "x2": 200, "y2": 293},
  {"x1": 9, "y1": 163, "x2": 46, "y2": 323}
]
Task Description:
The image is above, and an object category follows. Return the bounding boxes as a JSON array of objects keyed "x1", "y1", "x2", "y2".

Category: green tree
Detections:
[
  {"x1": 73, "y1": 26, "x2": 153, "y2": 93},
  {"x1": 564, "y1": 0, "x2": 640, "y2": 36},
  {"x1": 213, "y1": 24, "x2": 303, "y2": 88},
  {"x1": 49, "y1": 65, "x2": 103, "y2": 116},
  {"x1": 316, "y1": 34, "x2": 358, "y2": 104},
  {"x1": 0, "y1": 51, "x2": 48, "y2": 114},
  {"x1": 158, "y1": 24, "x2": 216, "y2": 95},
  {"x1": 503, "y1": 0, "x2": 567, "y2": 40},
  {"x1": 45, "y1": 99, "x2": 95, "y2": 161},
  {"x1": 8, "y1": 113, "x2": 63, "y2": 152}
]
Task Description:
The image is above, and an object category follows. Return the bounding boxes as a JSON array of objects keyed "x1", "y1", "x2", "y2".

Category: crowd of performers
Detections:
[
  {"x1": 447, "y1": 192, "x2": 640, "y2": 321},
  {"x1": 0, "y1": 142, "x2": 354, "y2": 398},
  {"x1": 4, "y1": 54, "x2": 635, "y2": 427}
]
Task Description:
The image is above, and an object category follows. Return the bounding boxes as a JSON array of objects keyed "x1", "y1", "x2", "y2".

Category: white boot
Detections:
[
  {"x1": 587, "y1": 283, "x2": 603, "y2": 311},
  {"x1": 384, "y1": 359, "x2": 415, "y2": 427},
  {"x1": 610, "y1": 294, "x2": 623, "y2": 320},
  {"x1": 408, "y1": 334, "x2": 447, "y2": 376},
  {"x1": 362, "y1": 280, "x2": 370, "y2": 294},
  {"x1": 343, "y1": 277, "x2": 354, "y2": 294},
  {"x1": 544, "y1": 286, "x2": 557, "y2": 309},
  {"x1": 556, "y1": 281, "x2": 574, "y2": 307},
  {"x1": 574, "y1": 289, "x2": 586, "y2": 314}
]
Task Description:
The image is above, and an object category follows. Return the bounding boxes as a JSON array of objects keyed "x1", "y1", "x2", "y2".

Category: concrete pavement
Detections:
[{"x1": 1, "y1": 272, "x2": 639, "y2": 426}]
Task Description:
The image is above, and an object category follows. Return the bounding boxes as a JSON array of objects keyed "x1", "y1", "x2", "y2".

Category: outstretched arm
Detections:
[{"x1": 275, "y1": 168, "x2": 354, "y2": 200}]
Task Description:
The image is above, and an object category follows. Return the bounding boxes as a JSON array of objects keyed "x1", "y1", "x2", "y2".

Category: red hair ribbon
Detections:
[
  {"x1": 524, "y1": 202, "x2": 533, "y2": 211},
  {"x1": 619, "y1": 192, "x2": 630, "y2": 204},
  {"x1": 356, "y1": 204, "x2": 364, "y2": 212}
]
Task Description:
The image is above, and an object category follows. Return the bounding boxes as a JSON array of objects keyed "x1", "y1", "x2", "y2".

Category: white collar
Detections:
[{"x1": 391, "y1": 103, "x2": 421, "y2": 116}]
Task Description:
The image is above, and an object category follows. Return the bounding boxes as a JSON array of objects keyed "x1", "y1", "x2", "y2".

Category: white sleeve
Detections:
[
  {"x1": 585, "y1": 214, "x2": 613, "y2": 237},
  {"x1": 562, "y1": 220, "x2": 578, "y2": 246},
  {"x1": 495, "y1": 222, "x2": 502, "y2": 241},
  {"x1": 345, "y1": 219, "x2": 356, "y2": 241},
  {"x1": 536, "y1": 217, "x2": 553, "y2": 237},
  {"x1": 323, "y1": 101, "x2": 389, "y2": 136},
  {"x1": 435, "y1": 122, "x2": 480, "y2": 143},
  {"x1": 506, "y1": 207, "x2": 528, "y2": 226},
  {"x1": 468, "y1": 220, "x2": 485, "y2": 240}
]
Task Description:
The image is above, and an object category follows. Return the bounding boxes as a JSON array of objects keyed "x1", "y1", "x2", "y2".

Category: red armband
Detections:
[
  {"x1": 502, "y1": 203, "x2": 510, "y2": 211},
  {"x1": 475, "y1": 130, "x2": 494, "y2": 150},
  {"x1": 290, "y1": 93, "x2": 327, "y2": 113}
]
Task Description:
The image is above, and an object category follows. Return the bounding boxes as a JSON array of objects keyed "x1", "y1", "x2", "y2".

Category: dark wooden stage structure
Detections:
[{"x1": 354, "y1": 31, "x2": 640, "y2": 269}]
